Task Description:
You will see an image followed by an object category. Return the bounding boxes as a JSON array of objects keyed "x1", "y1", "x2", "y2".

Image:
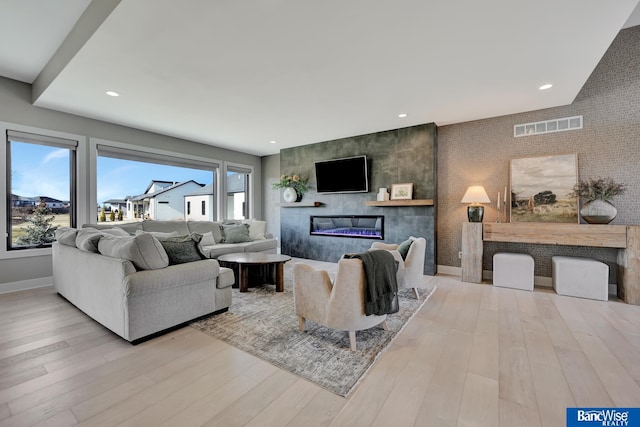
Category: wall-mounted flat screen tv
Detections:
[{"x1": 315, "y1": 155, "x2": 369, "y2": 193}]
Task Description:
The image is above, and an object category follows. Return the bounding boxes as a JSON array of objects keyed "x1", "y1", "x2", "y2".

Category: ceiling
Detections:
[{"x1": 1, "y1": 0, "x2": 639, "y2": 156}]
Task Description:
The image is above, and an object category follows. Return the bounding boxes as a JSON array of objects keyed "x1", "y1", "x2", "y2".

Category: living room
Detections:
[{"x1": 1, "y1": 1, "x2": 640, "y2": 426}]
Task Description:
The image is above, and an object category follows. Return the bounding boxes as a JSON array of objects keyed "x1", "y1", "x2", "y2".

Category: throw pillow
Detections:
[
  {"x1": 156, "y1": 233, "x2": 206, "y2": 265},
  {"x1": 200, "y1": 231, "x2": 216, "y2": 246},
  {"x1": 220, "y1": 223, "x2": 251, "y2": 243},
  {"x1": 75, "y1": 229, "x2": 104, "y2": 253},
  {"x1": 397, "y1": 238, "x2": 414, "y2": 260},
  {"x1": 243, "y1": 220, "x2": 266, "y2": 240},
  {"x1": 98, "y1": 234, "x2": 169, "y2": 270},
  {"x1": 187, "y1": 221, "x2": 223, "y2": 243},
  {"x1": 55, "y1": 227, "x2": 78, "y2": 247}
]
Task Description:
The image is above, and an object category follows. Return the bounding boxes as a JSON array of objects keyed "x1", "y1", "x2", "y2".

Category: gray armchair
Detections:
[
  {"x1": 370, "y1": 236, "x2": 427, "y2": 299},
  {"x1": 293, "y1": 258, "x2": 388, "y2": 351}
]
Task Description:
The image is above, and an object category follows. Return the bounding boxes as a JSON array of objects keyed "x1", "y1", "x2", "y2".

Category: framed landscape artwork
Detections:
[
  {"x1": 390, "y1": 183, "x2": 413, "y2": 200},
  {"x1": 510, "y1": 153, "x2": 579, "y2": 223}
]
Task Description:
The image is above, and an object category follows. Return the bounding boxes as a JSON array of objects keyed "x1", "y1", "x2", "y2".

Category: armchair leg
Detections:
[
  {"x1": 413, "y1": 287, "x2": 420, "y2": 299},
  {"x1": 349, "y1": 331, "x2": 356, "y2": 351},
  {"x1": 298, "y1": 316, "x2": 306, "y2": 332},
  {"x1": 381, "y1": 320, "x2": 389, "y2": 331}
]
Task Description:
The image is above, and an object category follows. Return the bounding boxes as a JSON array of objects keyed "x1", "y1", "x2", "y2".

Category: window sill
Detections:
[{"x1": 0, "y1": 247, "x2": 52, "y2": 260}]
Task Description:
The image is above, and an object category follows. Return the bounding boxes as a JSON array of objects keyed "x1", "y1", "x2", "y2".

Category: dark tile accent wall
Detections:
[
  {"x1": 280, "y1": 123, "x2": 437, "y2": 274},
  {"x1": 438, "y1": 26, "x2": 640, "y2": 280}
]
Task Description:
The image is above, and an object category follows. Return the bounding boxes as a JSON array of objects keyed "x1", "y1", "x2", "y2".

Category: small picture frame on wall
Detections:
[{"x1": 390, "y1": 183, "x2": 413, "y2": 200}]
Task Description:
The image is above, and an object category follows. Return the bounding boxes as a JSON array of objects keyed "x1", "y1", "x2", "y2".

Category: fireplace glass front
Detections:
[{"x1": 310, "y1": 215, "x2": 383, "y2": 239}]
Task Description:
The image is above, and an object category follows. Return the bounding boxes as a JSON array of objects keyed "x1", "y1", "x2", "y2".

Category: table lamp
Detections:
[{"x1": 461, "y1": 186, "x2": 491, "y2": 222}]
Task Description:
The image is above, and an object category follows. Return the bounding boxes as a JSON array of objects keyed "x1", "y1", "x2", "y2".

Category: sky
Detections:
[
  {"x1": 510, "y1": 154, "x2": 577, "y2": 199},
  {"x1": 10, "y1": 142, "x2": 214, "y2": 204}
]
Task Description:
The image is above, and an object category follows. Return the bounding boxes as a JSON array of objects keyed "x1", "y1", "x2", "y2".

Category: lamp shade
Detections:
[{"x1": 460, "y1": 186, "x2": 491, "y2": 204}]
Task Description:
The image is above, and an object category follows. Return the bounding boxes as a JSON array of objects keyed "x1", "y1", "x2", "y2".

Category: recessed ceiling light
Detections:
[
  {"x1": 398, "y1": 113, "x2": 408, "y2": 118},
  {"x1": 269, "y1": 140, "x2": 277, "y2": 144},
  {"x1": 538, "y1": 84, "x2": 553, "y2": 90},
  {"x1": 106, "y1": 91, "x2": 120, "y2": 97}
]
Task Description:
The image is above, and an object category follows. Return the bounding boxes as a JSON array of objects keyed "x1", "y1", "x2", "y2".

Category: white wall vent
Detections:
[{"x1": 514, "y1": 115, "x2": 583, "y2": 137}]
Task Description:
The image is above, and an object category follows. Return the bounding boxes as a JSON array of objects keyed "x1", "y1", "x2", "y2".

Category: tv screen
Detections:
[{"x1": 315, "y1": 155, "x2": 369, "y2": 193}]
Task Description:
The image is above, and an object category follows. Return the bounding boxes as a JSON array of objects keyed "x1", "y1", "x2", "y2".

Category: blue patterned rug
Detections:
[{"x1": 190, "y1": 258, "x2": 435, "y2": 396}]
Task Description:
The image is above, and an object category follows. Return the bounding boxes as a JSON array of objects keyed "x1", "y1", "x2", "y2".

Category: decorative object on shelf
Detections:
[
  {"x1": 273, "y1": 174, "x2": 310, "y2": 202},
  {"x1": 390, "y1": 183, "x2": 413, "y2": 200},
  {"x1": 461, "y1": 186, "x2": 491, "y2": 222},
  {"x1": 377, "y1": 188, "x2": 390, "y2": 201},
  {"x1": 510, "y1": 153, "x2": 578, "y2": 223},
  {"x1": 282, "y1": 187, "x2": 298, "y2": 203},
  {"x1": 569, "y1": 177, "x2": 626, "y2": 224},
  {"x1": 496, "y1": 187, "x2": 508, "y2": 223}
]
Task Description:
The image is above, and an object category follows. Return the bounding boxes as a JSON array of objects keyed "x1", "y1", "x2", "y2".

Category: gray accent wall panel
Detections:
[{"x1": 279, "y1": 123, "x2": 437, "y2": 274}]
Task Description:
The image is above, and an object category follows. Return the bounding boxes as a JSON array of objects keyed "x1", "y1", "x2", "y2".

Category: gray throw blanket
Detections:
[{"x1": 344, "y1": 250, "x2": 399, "y2": 316}]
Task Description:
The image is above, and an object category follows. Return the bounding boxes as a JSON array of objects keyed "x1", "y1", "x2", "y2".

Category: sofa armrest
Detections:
[{"x1": 370, "y1": 242, "x2": 399, "y2": 251}]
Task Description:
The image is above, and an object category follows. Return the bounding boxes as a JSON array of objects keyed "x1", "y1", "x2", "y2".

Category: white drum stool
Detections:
[
  {"x1": 493, "y1": 253, "x2": 534, "y2": 291},
  {"x1": 552, "y1": 256, "x2": 608, "y2": 301}
]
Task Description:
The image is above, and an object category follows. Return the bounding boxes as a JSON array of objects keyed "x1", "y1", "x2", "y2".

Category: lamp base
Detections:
[{"x1": 467, "y1": 205, "x2": 484, "y2": 222}]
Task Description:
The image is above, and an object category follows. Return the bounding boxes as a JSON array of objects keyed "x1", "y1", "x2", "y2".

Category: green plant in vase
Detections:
[
  {"x1": 569, "y1": 177, "x2": 625, "y2": 224},
  {"x1": 273, "y1": 174, "x2": 310, "y2": 202}
]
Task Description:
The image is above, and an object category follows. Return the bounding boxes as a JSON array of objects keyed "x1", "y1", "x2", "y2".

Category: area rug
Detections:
[{"x1": 190, "y1": 258, "x2": 435, "y2": 396}]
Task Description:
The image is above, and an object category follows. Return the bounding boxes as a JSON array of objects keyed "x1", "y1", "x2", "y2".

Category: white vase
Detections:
[
  {"x1": 377, "y1": 188, "x2": 389, "y2": 201},
  {"x1": 580, "y1": 199, "x2": 617, "y2": 224},
  {"x1": 283, "y1": 187, "x2": 298, "y2": 203}
]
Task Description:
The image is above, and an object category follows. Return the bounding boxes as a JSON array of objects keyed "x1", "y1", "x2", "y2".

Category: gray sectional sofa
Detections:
[{"x1": 52, "y1": 219, "x2": 276, "y2": 343}]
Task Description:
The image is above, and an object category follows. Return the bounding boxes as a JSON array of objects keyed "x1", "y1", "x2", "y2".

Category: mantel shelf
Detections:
[
  {"x1": 365, "y1": 199, "x2": 434, "y2": 207},
  {"x1": 277, "y1": 201, "x2": 323, "y2": 208}
]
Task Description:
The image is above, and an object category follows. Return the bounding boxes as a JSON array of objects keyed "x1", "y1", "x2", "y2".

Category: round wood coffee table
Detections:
[{"x1": 217, "y1": 253, "x2": 291, "y2": 292}]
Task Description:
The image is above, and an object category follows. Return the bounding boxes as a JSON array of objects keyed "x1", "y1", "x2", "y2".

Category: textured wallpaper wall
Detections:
[{"x1": 437, "y1": 26, "x2": 640, "y2": 280}]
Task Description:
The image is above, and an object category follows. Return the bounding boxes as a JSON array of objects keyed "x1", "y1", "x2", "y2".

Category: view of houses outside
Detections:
[{"x1": 10, "y1": 144, "x2": 251, "y2": 249}]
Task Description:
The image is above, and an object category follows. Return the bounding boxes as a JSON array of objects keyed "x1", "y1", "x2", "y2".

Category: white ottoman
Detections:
[
  {"x1": 493, "y1": 253, "x2": 534, "y2": 291},
  {"x1": 552, "y1": 256, "x2": 608, "y2": 301}
]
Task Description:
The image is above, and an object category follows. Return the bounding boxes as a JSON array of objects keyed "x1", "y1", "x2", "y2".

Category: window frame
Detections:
[
  {"x1": 0, "y1": 122, "x2": 86, "y2": 260},
  {"x1": 90, "y1": 138, "x2": 222, "y2": 224},
  {"x1": 223, "y1": 162, "x2": 254, "y2": 220}
]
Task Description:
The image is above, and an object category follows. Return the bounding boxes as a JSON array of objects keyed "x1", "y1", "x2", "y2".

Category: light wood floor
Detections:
[{"x1": 1, "y1": 274, "x2": 640, "y2": 426}]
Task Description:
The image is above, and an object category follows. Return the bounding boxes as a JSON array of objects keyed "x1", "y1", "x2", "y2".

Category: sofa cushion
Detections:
[
  {"x1": 142, "y1": 220, "x2": 190, "y2": 235},
  {"x1": 98, "y1": 233, "x2": 169, "y2": 270},
  {"x1": 156, "y1": 234, "x2": 206, "y2": 265},
  {"x1": 76, "y1": 229, "x2": 104, "y2": 252},
  {"x1": 187, "y1": 221, "x2": 223, "y2": 243},
  {"x1": 220, "y1": 223, "x2": 251, "y2": 243},
  {"x1": 135, "y1": 229, "x2": 179, "y2": 238},
  {"x1": 82, "y1": 222, "x2": 142, "y2": 235},
  {"x1": 236, "y1": 239, "x2": 278, "y2": 252},
  {"x1": 55, "y1": 227, "x2": 78, "y2": 247},
  {"x1": 201, "y1": 243, "x2": 248, "y2": 258}
]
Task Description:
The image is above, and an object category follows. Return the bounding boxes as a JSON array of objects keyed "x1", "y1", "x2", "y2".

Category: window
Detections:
[
  {"x1": 226, "y1": 165, "x2": 252, "y2": 220},
  {"x1": 6, "y1": 130, "x2": 77, "y2": 250},
  {"x1": 96, "y1": 145, "x2": 218, "y2": 223},
  {"x1": 201, "y1": 200, "x2": 206, "y2": 216}
]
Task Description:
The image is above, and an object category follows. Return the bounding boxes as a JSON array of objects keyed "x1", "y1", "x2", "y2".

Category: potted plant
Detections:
[
  {"x1": 273, "y1": 174, "x2": 310, "y2": 202},
  {"x1": 570, "y1": 177, "x2": 625, "y2": 224}
]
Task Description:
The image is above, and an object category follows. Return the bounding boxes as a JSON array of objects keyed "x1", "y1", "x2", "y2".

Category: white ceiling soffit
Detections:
[
  {"x1": 0, "y1": 0, "x2": 92, "y2": 83},
  {"x1": 25, "y1": 0, "x2": 640, "y2": 156}
]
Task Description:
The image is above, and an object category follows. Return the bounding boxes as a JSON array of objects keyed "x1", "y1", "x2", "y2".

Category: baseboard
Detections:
[
  {"x1": 0, "y1": 276, "x2": 53, "y2": 294},
  {"x1": 436, "y1": 265, "x2": 461, "y2": 276}
]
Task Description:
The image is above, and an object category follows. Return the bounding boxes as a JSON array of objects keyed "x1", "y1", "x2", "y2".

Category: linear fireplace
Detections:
[{"x1": 310, "y1": 215, "x2": 384, "y2": 239}]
